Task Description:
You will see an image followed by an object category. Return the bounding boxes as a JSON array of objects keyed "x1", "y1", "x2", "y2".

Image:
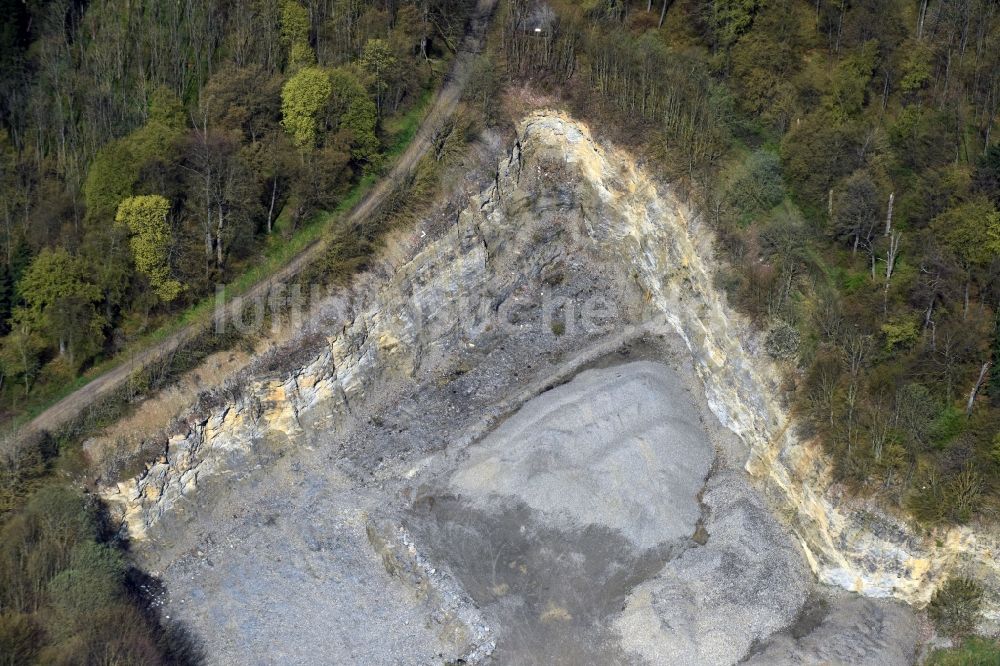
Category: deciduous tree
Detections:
[
  {"x1": 281, "y1": 67, "x2": 333, "y2": 150},
  {"x1": 281, "y1": 0, "x2": 315, "y2": 69},
  {"x1": 115, "y1": 195, "x2": 182, "y2": 303},
  {"x1": 15, "y1": 248, "x2": 103, "y2": 366}
]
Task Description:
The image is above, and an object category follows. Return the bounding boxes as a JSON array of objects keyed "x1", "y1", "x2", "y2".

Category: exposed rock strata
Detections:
[
  {"x1": 510, "y1": 112, "x2": 997, "y2": 616},
  {"x1": 100, "y1": 110, "x2": 998, "y2": 648}
]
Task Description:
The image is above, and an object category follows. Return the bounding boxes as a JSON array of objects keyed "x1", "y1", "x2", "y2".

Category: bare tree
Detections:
[
  {"x1": 884, "y1": 231, "x2": 901, "y2": 313},
  {"x1": 966, "y1": 361, "x2": 991, "y2": 415},
  {"x1": 842, "y1": 331, "x2": 874, "y2": 453},
  {"x1": 884, "y1": 191, "x2": 894, "y2": 236}
]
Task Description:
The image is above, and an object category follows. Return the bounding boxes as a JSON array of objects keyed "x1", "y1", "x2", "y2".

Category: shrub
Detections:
[
  {"x1": 927, "y1": 577, "x2": 984, "y2": 638},
  {"x1": 724, "y1": 149, "x2": 786, "y2": 225},
  {"x1": 47, "y1": 542, "x2": 127, "y2": 638},
  {"x1": 929, "y1": 405, "x2": 967, "y2": 448},
  {"x1": 880, "y1": 318, "x2": 918, "y2": 352},
  {"x1": 0, "y1": 484, "x2": 193, "y2": 663},
  {"x1": 765, "y1": 320, "x2": 800, "y2": 359},
  {"x1": 908, "y1": 468, "x2": 983, "y2": 525}
]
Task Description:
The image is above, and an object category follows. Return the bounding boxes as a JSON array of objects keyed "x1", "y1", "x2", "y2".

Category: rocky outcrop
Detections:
[{"x1": 102, "y1": 111, "x2": 1000, "y2": 623}]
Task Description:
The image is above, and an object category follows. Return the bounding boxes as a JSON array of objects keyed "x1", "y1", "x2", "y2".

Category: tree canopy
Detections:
[
  {"x1": 115, "y1": 195, "x2": 183, "y2": 302},
  {"x1": 281, "y1": 66, "x2": 334, "y2": 150}
]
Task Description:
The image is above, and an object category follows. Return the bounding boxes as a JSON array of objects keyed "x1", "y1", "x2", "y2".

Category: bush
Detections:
[
  {"x1": 880, "y1": 319, "x2": 918, "y2": 352},
  {"x1": 908, "y1": 468, "x2": 983, "y2": 525},
  {"x1": 927, "y1": 577, "x2": 984, "y2": 638},
  {"x1": 929, "y1": 406, "x2": 967, "y2": 448},
  {"x1": 765, "y1": 320, "x2": 800, "y2": 360},
  {"x1": 47, "y1": 542, "x2": 127, "y2": 638},
  {"x1": 724, "y1": 149, "x2": 786, "y2": 226}
]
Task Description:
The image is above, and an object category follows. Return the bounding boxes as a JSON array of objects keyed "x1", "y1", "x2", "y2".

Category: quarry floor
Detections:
[{"x1": 138, "y1": 333, "x2": 921, "y2": 665}]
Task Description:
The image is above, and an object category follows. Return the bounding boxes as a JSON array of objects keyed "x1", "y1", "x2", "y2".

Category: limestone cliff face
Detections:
[{"x1": 102, "y1": 111, "x2": 999, "y2": 618}]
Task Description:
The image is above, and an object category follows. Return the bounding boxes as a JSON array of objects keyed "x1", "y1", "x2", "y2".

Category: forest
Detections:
[
  {"x1": 0, "y1": 0, "x2": 473, "y2": 424},
  {"x1": 1, "y1": 0, "x2": 1000, "y2": 661}
]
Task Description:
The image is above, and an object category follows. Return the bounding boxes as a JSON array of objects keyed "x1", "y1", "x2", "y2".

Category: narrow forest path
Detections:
[{"x1": 20, "y1": 0, "x2": 499, "y2": 441}]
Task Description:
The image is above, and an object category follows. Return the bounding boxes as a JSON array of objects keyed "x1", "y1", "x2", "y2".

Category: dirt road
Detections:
[{"x1": 18, "y1": 0, "x2": 498, "y2": 440}]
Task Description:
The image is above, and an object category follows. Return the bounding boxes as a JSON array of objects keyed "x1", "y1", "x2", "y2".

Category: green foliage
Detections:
[
  {"x1": 0, "y1": 318, "x2": 44, "y2": 396},
  {"x1": 361, "y1": 38, "x2": 398, "y2": 117},
  {"x1": 973, "y1": 144, "x2": 1000, "y2": 206},
  {"x1": 899, "y1": 40, "x2": 934, "y2": 95},
  {"x1": 989, "y1": 433, "x2": 1000, "y2": 466},
  {"x1": 0, "y1": 0, "x2": 449, "y2": 419},
  {"x1": 81, "y1": 86, "x2": 185, "y2": 224},
  {"x1": 280, "y1": 0, "x2": 310, "y2": 46},
  {"x1": 931, "y1": 197, "x2": 1000, "y2": 269},
  {"x1": 709, "y1": 0, "x2": 760, "y2": 49},
  {"x1": 928, "y1": 577, "x2": 984, "y2": 638},
  {"x1": 881, "y1": 318, "x2": 918, "y2": 352},
  {"x1": 929, "y1": 405, "x2": 967, "y2": 447},
  {"x1": 329, "y1": 68, "x2": 379, "y2": 161},
  {"x1": 830, "y1": 170, "x2": 879, "y2": 251},
  {"x1": 16, "y1": 248, "x2": 99, "y2": 318},
  {"x1": 990, "y1": 313, "x2": 1000, "y2": 404},
  {"x1": 0, "y1": 486, "x2": 96, "y2": 608},
  {"x1": 147, "y1": 86, "x2": 185, "y2": 130},
  {"x1": 281, "y1": 0, "x2": 314, "y2": 68},
  {"x1": 909, "y1": 467, "x2": 983, "y2": 525},
  {"x1": 896, "y1": 383, "x2": 936, "y2": 450},
  {"x1": 729, "y1": 23, "x2": 798, "y2": 126},
  {"x1": 82, "y1": 140, "x2": 138, "y2": 226},
  {"x1": 0, "y1": 485, "x2": 173, "y2": 664},
  {"x1": 16, "y1": 248, "x2": 104, "y2": 365},
  {"x1": 466, "y1": 55, "x2": 504, "y2": 125},
  {"x1": 724, "y1": 149, "x2": 785, "y2": 225},
  {"x1": 780, "y1": 112, "x2": 859, "y2": 208},
  {"x1": 888, "y1": 105, "x2": 956, "y2": 171},
  {"x1": 281, "y1": 66, "x2": 333, "y2": 150},
  {"x1": 0, "y1": 611, "x2": 43, "y2": 664},
  {"x1": 839, "y1": 269, "x2": 867, "y2": 294},
  {"x1": 927, "y1": 637, "x2": 1000, "y2": 666},
  {"x1": 824, "y1": 40, "x2": 878, "y2": 121},
  {"x1": 115, "y1": 195, "x2": 183, "y2": 302},
  {"x1": 47, "y1": 542, "x2": 126, "y2": 629}
]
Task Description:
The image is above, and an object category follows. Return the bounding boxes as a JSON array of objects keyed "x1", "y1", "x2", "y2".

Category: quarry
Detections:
[{"x1": 94, "y1": 112, "x2": 998, "y2": 664}]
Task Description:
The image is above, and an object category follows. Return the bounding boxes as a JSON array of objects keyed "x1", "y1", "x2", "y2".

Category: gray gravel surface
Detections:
[
  {"x1": 744, "y1": 594, "x2": 920, "y2": 665},
  {"x1": 152, "y1": 456, "x2": 491, "y2": 665},
  {"x1": 614, "y1": 470, "x2": 811, "y2": 665},
  {"x1": 450, "y1": 361, "x2": 713, "y2": 549}
]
